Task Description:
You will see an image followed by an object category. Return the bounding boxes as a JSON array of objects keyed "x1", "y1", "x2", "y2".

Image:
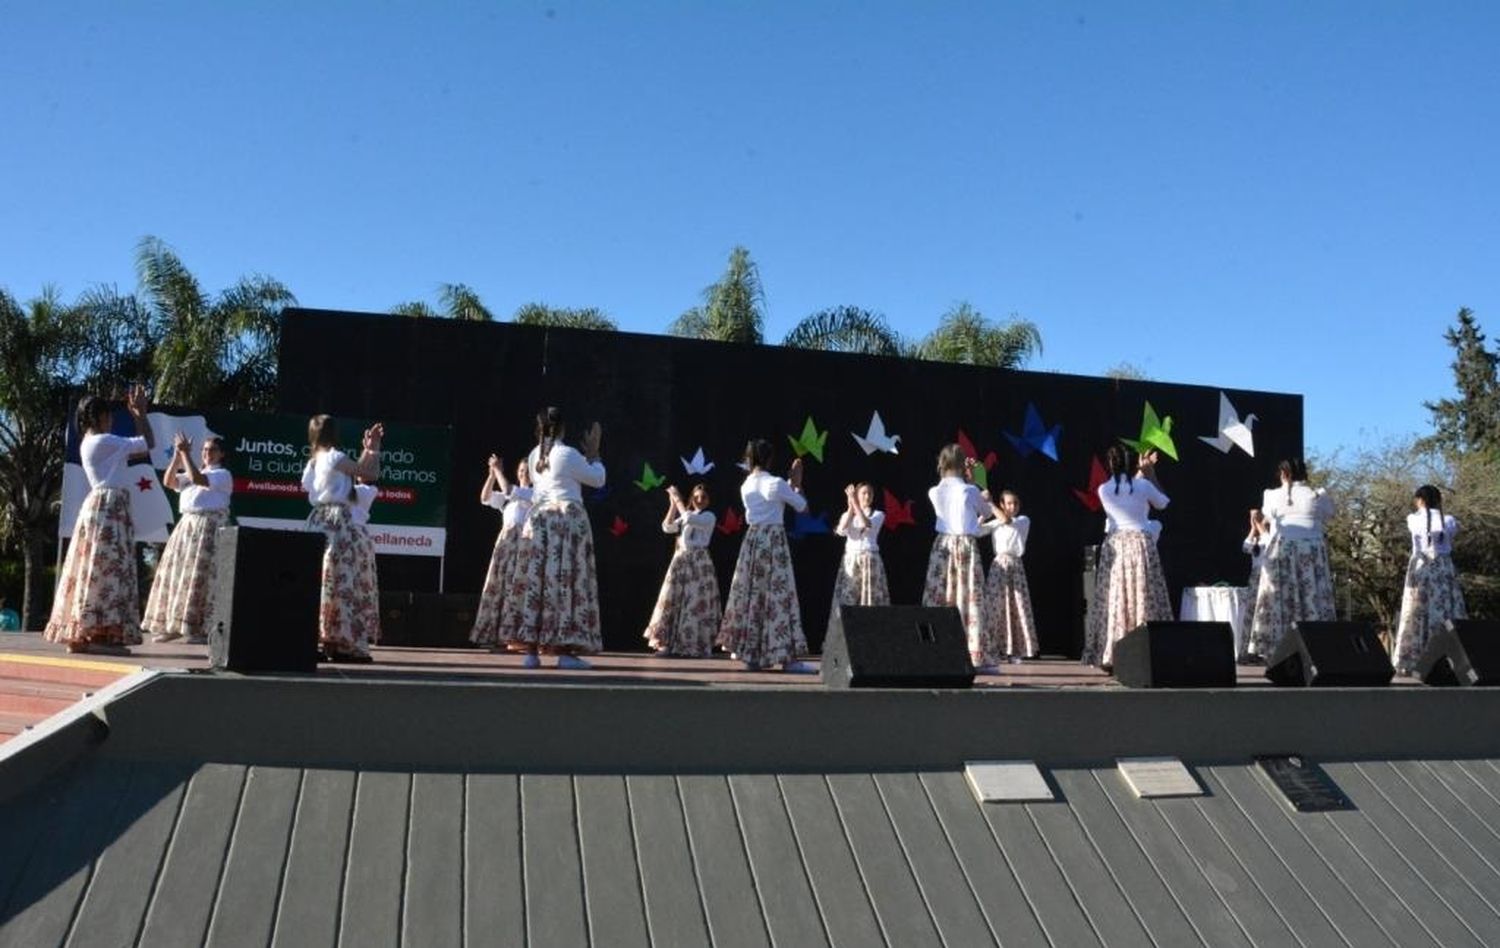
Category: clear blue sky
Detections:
[{"x1": 3, "y1": 2, "x2": 1496, "y2": 455}]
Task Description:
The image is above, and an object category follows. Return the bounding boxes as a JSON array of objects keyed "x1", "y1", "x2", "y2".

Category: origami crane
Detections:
[
  {"x1": 1004, "y1": 403, "x2": 1061, "y2": 462},
  {"x1": 1120, "y1": 401, "x2": 1178, "y2": 461},
  {"x1": 1072, "y1": 455, "x2": 1108, "y2": 512},
  {"x1": 634, "y1": 462, "x2": 667, "y2": 491},
  {"x1": 851, "y1": 411, "x2": 901, "y2": 455},
  {"x1": 1198, "y1": 392, "x2": 1257, "y2": 457},
  {"x1": 609, "y1": 515, "x2": 629, "y2": 538},
  {"x1": 789, "y1": 509, "x2": 831, "y2": 539},
  {"x1": 679, "y1": 446, "x2": 715, "y2": 475},
  {"x1": 956, "y1": 428, "x2": 998, "y2": 492},
  {"x1": 882, "y1": 488, "x2": 916, "y2": 530},
  {"x1": 716, "y1": 506, "x2": 744, "y2": 535},
  {"x1": 788, "y1": 416, "x2": 829, "y2": 462}
]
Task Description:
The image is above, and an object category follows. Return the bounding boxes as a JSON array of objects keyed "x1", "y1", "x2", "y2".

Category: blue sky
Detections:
[{"x1": 3, "y1": 2, "x2": 1496, "y2": 455}]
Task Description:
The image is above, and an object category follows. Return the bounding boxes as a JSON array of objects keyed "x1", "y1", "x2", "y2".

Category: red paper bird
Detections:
[
  {"x1": 955, "y1": 428, "x2": 998, "y2": 471},
  {"x1": 1072, "y1": 455, "x2": 1108, "y2": 511},
  {"x1": 609, "y1": 515, "x2": 629, "y2": 538},
  {"x1": 716, "y1": 506, "x2": 744, "y2": 535},
  {"x1": 881, "y1": 488, "x2": 916, "y2": 530}
]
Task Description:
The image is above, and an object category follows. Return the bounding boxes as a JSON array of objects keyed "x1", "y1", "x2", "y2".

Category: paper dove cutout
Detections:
[
  {"x1": 789, "y1": 509, "x2": 831, "y2": 539},
  {"x1": 716, "y1": 506, "x2": 744, "y2": 535},
  {"x1": 609, "y1": 515, "x2": 630, "y2": 538},
  {"x1": 1004, "y1": 404, "x2": 1062, "y2": 462},
  {"x1": 881, "y1": 488, "x2": 916, "y2": 530},
  {"x1": 680, "y1": 447, "x2": 715, "y2": 475},
  {"x1": 1198, "y1": 392, "x2": 1257, "y2": 457},
  {"x1": 736, "y1": 460, "x2": 751, "y2": 473},
  {"x1": 788, "y1": 416, "x2": 829, "y2": 462},
  {"x1": 956, "y1": 428, "x2": 998, "y2": 492},
  {"x1": 1072, "y1": 455, "x2": 1109, "y2": 512},
  {"x1": 1120, "y1": 401, "x2": 1179, "y2": 461},
  {"x1": 852, "y1": 411, "x2": 901, "y2": 455},
  {"x1": 634, "y1": 462, "x2": 667, "y2": 491},
  {"x1": 146, "y1": 411, "x2": 222, "y2": 471}
]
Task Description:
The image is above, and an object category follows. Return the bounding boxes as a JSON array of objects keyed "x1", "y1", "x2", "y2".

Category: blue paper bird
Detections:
[
  {"x1": 1004, "y1": 404, "x2": 1062, "y2": 461},
  {"x1": 788, "y1": 510, "x2": 831, "y2": 540}
]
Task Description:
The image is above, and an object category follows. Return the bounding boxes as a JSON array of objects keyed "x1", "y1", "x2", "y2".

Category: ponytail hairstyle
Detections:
[
  {"x1": 534, "y1": 406, "x2": 564, "y2": 474},
  {"x1": 1105, "y1": 444, "x2": 1135, "y2": 494},
  {"x1": 936, "y1": 444, "x2": 966, "y2": 478},
  {"x1": 743, "y1": 438, "x2": 774, "y2": 472},
  {"x1": 1278, "y1": 458, "x2": 1308, "y2": 505},
  {"x1": 308, "y1": 414, "x2": 338, "y2": 451},
  {"x1": 76, "y1": 395, "x2": 110, "y2": 436},
  {"x1": 1415, "y1": 484, "x2": 1444, "y2": 543}
]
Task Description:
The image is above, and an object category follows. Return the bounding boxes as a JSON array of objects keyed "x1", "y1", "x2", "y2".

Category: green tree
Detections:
[
  {"x1": 392, "y1": 283, "x2": 495, "y2": 322},
  {"x1": 512, "y1": 302, "x2": 618, "y2": 331},
  {"x1": 668, "y1": 246, "x2": 765, "y2": 344},
  {"x1": 781, "y1": 306, "x2": 902, "y2": 356},
  {"x1": 390, "y1": 301, "x2": 439, "y2": 318},
  {"x1": 909, "y1": 302, "x2": 1042, "y2": 368},
  {"x1": 1421, "y1": 307, "x2": 1500, "y2": 457},
  {"x1": 135, "y1": 236, "x2": 295, "y2": 410},
  {"x1": 0, "y1": 288, "x2": 94, "y2": 628},
  {"x1": 1104, "y1": 361, "x2": 1151, "y2": 381}
]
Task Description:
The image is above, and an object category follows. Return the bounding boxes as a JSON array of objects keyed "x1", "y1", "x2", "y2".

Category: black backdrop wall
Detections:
[{"x1": 278, "y1": 308, "x2": 1302, "y2": 656}]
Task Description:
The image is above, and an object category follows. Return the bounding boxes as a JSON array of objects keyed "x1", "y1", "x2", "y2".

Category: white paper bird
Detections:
[
  {"x1": 1198, "y1": 392, "x2": 1257, "y2": 456},
  {"x1": 680, "y1": 446, "x2": 715, "y2": 476},
  {"x1": 851, "y1": 411, "x2": 901, "y2": 455}
]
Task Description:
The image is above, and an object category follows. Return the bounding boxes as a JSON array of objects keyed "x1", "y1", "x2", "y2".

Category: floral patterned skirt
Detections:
[
  {"x1": 308, "y1": 504, "x2": 380, "y2": 656},
  {"x1": 921, "y1": 534, "x2": 990, "y2": 662},
  {"x1": 1248, "y1": 535, "x2": 1335, "y2": 659},
  {"x1": 1393, "y1": 553, "x2": 1467, "y2": 674},
  {"x1": 826, "y1": 551, "x2": 892, "y2": 639},
  {"x1": 985, "y1": 553, "x2": 1038, "y2": 658},
  {"x1": 717, "y1": 524, "x2": 806, "y2": 667},
  {"x1": 644, "y1": 546, "x2": 721, "y2": 656},
  {"x1": 471, "y1": 525, "x2": 524, "y2": 645},
  {"x1": 498, "y1": 501, "x2": 602, "y2": 653},
  {"x1": 142, "y1": 508, "x2": 229, "y2": 642},
  {"x1": 1083, "y1": 530, "x2": 1171, "y2": 667},
  {"x1": 45, "y1": 487, "x2": 141, "y2": 646}
]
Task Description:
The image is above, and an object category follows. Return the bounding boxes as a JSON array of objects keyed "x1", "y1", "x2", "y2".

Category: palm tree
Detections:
[
  {"x1": 390, "y1": 301, "x2": 439, "y2": 318},
  {"x1": 910, "y1": 302, "x2": 1042, "y2": 368},
  {"x1": 135, "y1": 236, "x2": 295, "y2": 409},
  {"x1": 391, "y1": 283, "x2": 495, "y2": 321},
  {"x1": 512, "y1": 303, "x2": 618, "y2": 331},
  {"x1": 668, "y1": 246, "x2": 765, "y2": 344},
  {"x1": 781, "y1": 306, "x2": 903, "y2": 356}
]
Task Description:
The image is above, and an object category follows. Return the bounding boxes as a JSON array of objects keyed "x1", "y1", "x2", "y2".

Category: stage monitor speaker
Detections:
[
  {"x1": 822, "y1": 605, "x2": 973, "y2": 689},
  {"x1": 1417, "y1": 620, "x2": 1500, "y2": 686},
  {"x1": 1112, "y1": 621, "x2": 1236, "y2": 688},
  {"x1": 1265, "y1": 620, "x2": 1393, "y2": 687},
  {"x1": 208, "y1": 526, "x2": 324, "y2": 673},
  {"x1": 414, "y1": 592, "x2": 482, "y2": 648},
  {"x1": 378, "y1": 591, "x2": 417, "y2": 646}
]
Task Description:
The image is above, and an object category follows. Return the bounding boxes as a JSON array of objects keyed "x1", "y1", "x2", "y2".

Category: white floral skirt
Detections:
[
  {"x1": 921, "y1": 534, "x2": 990, "y2": 663},
  {"x1": 985, "y1": 553, "x2": 1038, "y2": 658},
  {"x1": 645, "y1": 546, "x2": 721, "y2": 656},
  {"x1": 498, "y1": 502, "x2": 602, "y2": 653},
  {"x1": 142, "y1": 508, "x2": 229, "y2": 642},
  {"x1": 827, "y1": 551, "x2": 891, "y2": 639},
  {"x1": 308, "y1": 504, "x2": 380, "y2": 656},
  {"x1": 717, "y1": 524, "x2": 806, "y2": 667},
  {"x1": 1393, "y1": 553, "x2": 1467, "y2": 674},
  {"x1": 471, "y1": 525, "x2": 523, "y2": 645},
  {"x1": 1082, "y1": 529, "x2": 1171, "y2": 667},
  {"x1": 45, "y1": 487, "x2": 141, "y2": 646},
  {"x1": 1248, "y1": 535, "x2": 1335, "y2": 659}
]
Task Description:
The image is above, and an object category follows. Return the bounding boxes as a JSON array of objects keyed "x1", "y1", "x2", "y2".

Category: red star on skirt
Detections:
[{"x1": 136, "y1": 476, "x2": 154, "y2": 492}]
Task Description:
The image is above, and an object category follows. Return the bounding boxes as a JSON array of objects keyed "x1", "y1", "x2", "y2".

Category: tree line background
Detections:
[{"x1": 1, "y1": 236, "x2": 1495, "y2": 638}]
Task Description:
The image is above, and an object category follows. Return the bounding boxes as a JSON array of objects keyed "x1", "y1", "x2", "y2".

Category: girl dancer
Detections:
[
  {"x1": 471, "y1": 456, "x2": 534, "y2": 648},
  {"x1": 922, "y1": 445, "x2": 994, "y2": 672},
  {"x1": 1238, "y1": 509, "x2": 1271, "y2": 659},
  {"x1": 498, "y1": 407, "x2": 605, "y2": 669},
  {"x1": 46, "y1": 386, "x2": 154, "y2": 654},
  {"x1": 302, "y1": 416, "x2": 383, "y2": 662},
  {"x1": 143, "y1": 433, "x2": 233, "y2": 644},
  {"x1": 644, "y1": 483, "x2": 720, "y2": 657},
  {"x1": 1248, "y1": 458, "x2": 1335, "y2": 660},
  {"x1": 717, "y1": 439, "x2": 814, "y2": 673},
  {"x1": 828, "y1": 482, "x2": 890, "y2": 638},
  {"x1": 1082, "y1": 446, "x2": 1171, "y2": 668},
  {"x1": 981, "y1": 489, "x2": 1038, "y2": 662},
  {"x1": 1392, "y1": 485, "x2": 1466, "y2": 674}
]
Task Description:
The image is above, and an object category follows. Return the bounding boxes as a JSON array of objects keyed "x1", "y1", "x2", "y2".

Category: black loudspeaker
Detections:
[
  {"x1": 821, "y1": 605, "x2": 974, "y2": 689},
  {"x1": 1417, "y1": 620, "x2": 1500, "y2": 686},
  {"x1": 1266, "y1": 620, "x2": 1393, "y2": 687},
  {"x1": 1112, "y1": 621, "x2": 1237, "y2": 688},
  {"x1": 378, "y1": 591, "x2": 417, "y2": 646},
  {"x1": 208, "y1": 526, "x2": 324, "y2": 673},
  {"x1": 414, "y1": 592, "x2": 482, "y2": 648}
]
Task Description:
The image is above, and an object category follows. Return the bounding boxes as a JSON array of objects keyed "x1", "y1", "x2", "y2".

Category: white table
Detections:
[{"x1": 1179, "y1": 586, "x2": 1249, "y2": 657}]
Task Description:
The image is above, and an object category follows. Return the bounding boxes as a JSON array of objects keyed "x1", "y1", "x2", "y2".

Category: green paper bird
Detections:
[
  {"x1": 634, "y1": 462, "x2": 667, "y2": 491},
  {"x1": 971, "y1": 462, "x2": 989, "y2": 492},
  {"x1": 787, "y1": 416, "x2": 829, "y2": 462},
  {"x1": 1120, "y1": 401, "x2": 1179, "y2": 461}
]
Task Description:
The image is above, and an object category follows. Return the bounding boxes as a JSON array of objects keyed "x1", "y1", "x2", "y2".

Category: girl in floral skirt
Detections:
[
  {"x1": 46, "y1": 386, "x2": 155, "y2": 654},
  {"x1": 827, "y1": 482, "x2": 890, "y2": 640},
  {"x1": 498, "y1": 407, "x2": 605, "y2": 670},
  {"x1": 1083, "y1": 446, "x2": 1171, "y2": 668},
  {"x1": 471, "y1": 455, "x2": 534, "y2": 648},
  {"x1": 1248, "y1": 458, "x2": 1335, "y2": 660},
  {"x1": 717, "y1": 439, "x2": 814, "y2": 673},
  {"x1": 922, "y1": 445, "x2": 994, "y2": 672},
  {"x1": 1392, "y1": 484, "x2": 1466, "y2": 675},
  {"x1": 980, "y1": 489, "x2": 1038, "y2": 663},
  {"x1": 644, "y1": 482, "x2": 720, "y2": 657},
  {"x1": 143, "y1": 432, "x2": 233, "y2": 644},
  {"x1": 302, "y1": 416, "x2": 383, "y2": 662}
]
